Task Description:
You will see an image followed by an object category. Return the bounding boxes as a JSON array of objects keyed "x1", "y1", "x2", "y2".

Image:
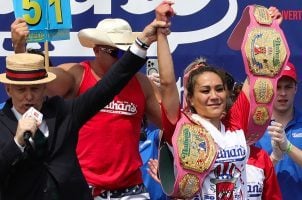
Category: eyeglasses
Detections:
[{"x1": 97, "y1": 46, "x2": 119, "y2": 57}]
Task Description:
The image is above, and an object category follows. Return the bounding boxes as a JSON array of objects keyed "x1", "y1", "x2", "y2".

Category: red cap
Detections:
[{"x1": 280, "y1": 62, "x2": 297, "y2": 82}]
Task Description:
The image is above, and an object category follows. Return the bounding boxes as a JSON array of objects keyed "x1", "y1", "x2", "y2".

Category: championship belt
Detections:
[
  {"x1": 158, "y1": 113, "x2": 217, "y2": 199},
  {"x1": 227, "y1": 5, "x2": 290, "y2": 145}
]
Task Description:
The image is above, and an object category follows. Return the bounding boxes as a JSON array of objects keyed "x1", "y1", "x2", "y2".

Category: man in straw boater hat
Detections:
[{"x1": 0, "y1": 5, "x2": 172, "y2": 200}]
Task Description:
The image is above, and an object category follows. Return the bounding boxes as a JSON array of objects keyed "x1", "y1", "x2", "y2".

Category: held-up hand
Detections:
[
  {"x1": 14, "y1": 118, "x2": 38, "y2": 146},
  {"x1": 137, "y1": 0, "x2": 174, "y2": 46},
  {"x1": 156, "y1": 0, "x2": 175, "y2": 35},
  {"x1": 11, "y1": 18, "x2": 29, "y2": 53},
  {"x1": 155, "y1": 0, "x2": 175, "y2": 22},
  {"x1": 138, "y1": 20, "x2": 171, "y2": 47},
  {"x1": 268, "y1": 6, "x2": 283, "y2": 25},
  {"x1": 268, "y1": 121, "x2": 289, "y2": 152},
  {"x1": 147, "y1": 158, "x2": 161, "y2": 184}
]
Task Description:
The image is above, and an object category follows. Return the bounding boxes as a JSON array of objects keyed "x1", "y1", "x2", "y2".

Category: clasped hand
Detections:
[{"x1": 268, "y1": 121, "x2": 289, "y2": 160}]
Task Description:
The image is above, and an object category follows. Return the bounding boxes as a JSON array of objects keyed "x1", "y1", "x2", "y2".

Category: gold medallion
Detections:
[
  {"x1": 179, "y1": 173, "x2": 200, "y2": 198},
  {"x1": 253, "y1": 78, "x2": 274, "y2": 103},
  {"x1": 244, "y1": 27, "x2": 287, "y2": 77},
  {"x1": 253, "y1": 5, "x2": 273, "y2": 25},
  {"x1": 177, "y1": 124, "x2": 216, "y2": 173},
  {"x1": 252, "y1": 106, "x2": 270, "y2": 125}
]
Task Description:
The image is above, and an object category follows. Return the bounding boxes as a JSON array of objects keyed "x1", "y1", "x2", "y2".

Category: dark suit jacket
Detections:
[{"x1": 0, "y1": 50, "x2": 146, "y2": 200}]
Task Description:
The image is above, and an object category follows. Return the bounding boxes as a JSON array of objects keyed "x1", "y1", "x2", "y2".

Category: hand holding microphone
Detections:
[
  {"x1": 15, "y1": 117, "x2": 38, "y2": 147},
  {"x1": 14, "y1": 107, "x2": 43, "y2": 147}
]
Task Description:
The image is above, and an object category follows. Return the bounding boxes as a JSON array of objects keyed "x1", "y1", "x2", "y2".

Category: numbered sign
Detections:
[{"x1": 13, "y1": 0, "x2": 72, "y2": 42}]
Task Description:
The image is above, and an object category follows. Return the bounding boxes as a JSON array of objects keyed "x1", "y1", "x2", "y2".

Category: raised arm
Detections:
[
  {"x1": 156, "y1": 1, "x2": 179, "y2": 125},
  {"x1": 11, "y1": 18, "x2": 77, "y2": 98},
  {"x1": 11, "y1": 18, "x2": 28, "y2": 53}
]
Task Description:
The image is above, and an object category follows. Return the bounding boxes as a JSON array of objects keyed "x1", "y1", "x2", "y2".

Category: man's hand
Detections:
[
  {"x1": 14, "y1": 118, "x2": 38, "y2": 146},
  {"x1": 11, "y1": 18, "x2": 28, "y2": 53},
  {"x1": 138, "y1": 20, "x2": 171, "y2": 46},
  {"x1": 268, "y1": 121, "x2": 289, "y2": 152},
  {"x1": 270, "y1": 140, "x2": 283, "y2": 162}
]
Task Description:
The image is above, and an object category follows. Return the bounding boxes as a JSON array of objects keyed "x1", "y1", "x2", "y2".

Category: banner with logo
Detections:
[{"x1": 0, "y1": 0, "x2": 301, "y2": 103}]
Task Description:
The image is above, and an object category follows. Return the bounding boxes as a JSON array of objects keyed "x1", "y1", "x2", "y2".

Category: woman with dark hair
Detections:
[{"x1": 154, "y1": 2, "x2": 282, "y2": 199}]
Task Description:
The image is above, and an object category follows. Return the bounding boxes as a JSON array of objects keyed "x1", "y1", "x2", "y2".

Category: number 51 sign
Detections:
[{"x1": 13, "y1": 0, "x2": 72, "y2": 43}]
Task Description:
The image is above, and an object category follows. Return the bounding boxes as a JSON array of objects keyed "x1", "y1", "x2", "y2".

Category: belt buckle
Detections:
[
  {"x1": 98, "y1": 184, "x2": 144, "y2": 198},
  {"x1": 99, "y1": 191, "x2": 112, "y2": 198},
  {"x1": 89, "y1": 185, "x2": 95, "y2": 197}
]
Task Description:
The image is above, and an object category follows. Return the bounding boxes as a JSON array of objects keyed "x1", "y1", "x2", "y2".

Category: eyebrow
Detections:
[{"x1": 196, "y1": 84, "x2": 224, "y2": 89}]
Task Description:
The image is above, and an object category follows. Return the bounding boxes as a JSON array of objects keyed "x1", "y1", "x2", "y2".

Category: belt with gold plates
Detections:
[
  {"x1": 158, "y1": 112, "x2": 217, "y2": 199},
  {"x1": 227, "y1": 5, "x2": 290, "y2": 145}
]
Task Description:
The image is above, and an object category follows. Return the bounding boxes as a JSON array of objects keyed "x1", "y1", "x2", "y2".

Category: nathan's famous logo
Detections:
[
  {"x1": 273, "y1": 37, "x2": 281, "y2": 66},
  {"x1": 181, "y1": 128, "x2": 191, "y2": 158},
  {"x1": 247, "y1": 182, "x2": 263, "y2": 198},
  {"x1": 177, "y1": 124, "x2": 216, "y2": 173},
  {"x1": 101, "y1": 100, "x2": 137, "y2": 115},
  {"x1": 216, "y1": 145, "x2": 246, "y2": 162}
]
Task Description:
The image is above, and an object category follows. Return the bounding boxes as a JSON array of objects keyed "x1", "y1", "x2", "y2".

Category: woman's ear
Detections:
[
  {"x1": 186, "y1": 95, "x2": 193, "y2": 106},
  {"x1": 186, "y1": 96, "x2": 194, "y2": 110},
  {"x1": 185, "y1": 96, "x2": 191, "y2": 107}
]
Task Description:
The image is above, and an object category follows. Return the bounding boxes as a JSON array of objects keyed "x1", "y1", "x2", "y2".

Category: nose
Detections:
[
  {"x1": 277, "y1": 88, "x2": 286, "y2": 96},
  {"x1": 209, "y1": 90, "x2": 219, "y2": 100},
  {"x1": 25, "y1": 91, "x2": 34, "y2": 101}
]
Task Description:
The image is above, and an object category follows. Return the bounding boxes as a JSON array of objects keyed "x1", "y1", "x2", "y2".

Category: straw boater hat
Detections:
[
  {"x1": 78, "y1": 18, "x2": 141, "y2": 51},
  {"x1": 0, "y1": 53, "x2": 56, "y2": 85}
]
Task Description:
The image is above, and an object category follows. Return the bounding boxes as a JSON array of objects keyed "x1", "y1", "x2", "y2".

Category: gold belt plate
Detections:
[
  {"x1": 179, "y1": 174, "x2": 200, "y2": 198},
  {"x1": 253, "y1": 78, "x2": 274, "y2": 104},
  {"x1": 253, "y1": 5, "x2": 273, "y2": 25},
  {"x1": 177, "y1": 124, "x2": 216, "y2": 173},
  {"x1": 252, "y1": 105, "x2": 270, "y2": 125},
  {"x1": 244, "y1": 27, "x2": 287, "y2": 77}
]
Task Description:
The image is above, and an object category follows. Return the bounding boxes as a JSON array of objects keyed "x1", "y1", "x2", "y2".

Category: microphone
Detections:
[
  {"x1": 23, "y1": 131, "x2": 32, "y2": 141},
  {"x1": 23, "y1": 131, "x2": 32, "y2": 148}
]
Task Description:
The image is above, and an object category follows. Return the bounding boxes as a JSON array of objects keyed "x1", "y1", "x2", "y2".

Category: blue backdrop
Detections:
[{"x1": 0, "y1": 0, "x2": 301, "y2": 104}]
